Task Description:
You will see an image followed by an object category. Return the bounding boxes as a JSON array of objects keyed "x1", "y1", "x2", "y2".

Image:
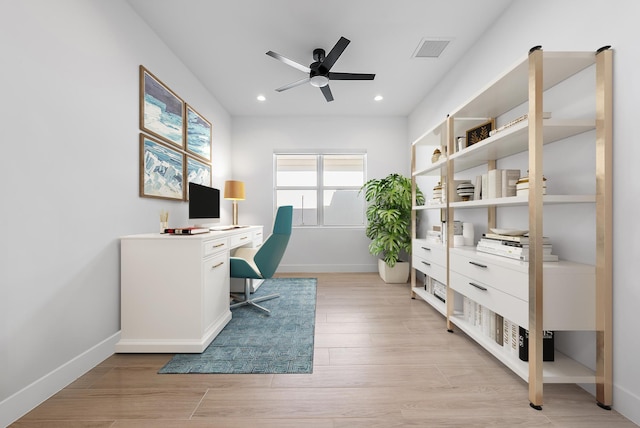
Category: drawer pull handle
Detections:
[
  {"x1": 469, "y1": 261, "x2": 487, "y2": 268},
  {"x1": 211, "y1": 261, "x2": 224, "y2": 269},
  {"x1": 470, "y1": 282, "x2": 487, "y2": 291},
  {"x1": 421, "y1": 261, "x2": 431, "y2": 267},
  {"x1": 212, "y1": 243, "x2": 225, "y2": 248},
  {"x1": 240, "y1": 236, "x2": 248, "y2": 240},
  {"x1": 421, "y1": 246, "x2": 431, "y2": 251}
]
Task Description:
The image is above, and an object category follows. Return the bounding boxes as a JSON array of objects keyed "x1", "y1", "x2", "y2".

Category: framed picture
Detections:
[
  {"x1": 466, "y1": 119, "x2": 495, "y2": 146},
  {"x1": 185, "y1": 104, "x2": 212, "y2": 161},
  {"x1": 140, "y1": 134, "x2": 185, "y2": 200},
  {"x1": 140, "y1": 66, "x2": 184, "y2": 148},
  {"x1": 185, "y1": 155, "x2": 212, "y2": 199}
]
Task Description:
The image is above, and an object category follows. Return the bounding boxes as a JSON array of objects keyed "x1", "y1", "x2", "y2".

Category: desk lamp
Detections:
[{"x1": 224, "y1": 180, "x2": 245, "y2": 225}]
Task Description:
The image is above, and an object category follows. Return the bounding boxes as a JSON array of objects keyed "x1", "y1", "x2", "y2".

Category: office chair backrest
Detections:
[{"x1": 253, "y1": 205, "x2": 293, "y2": 278}]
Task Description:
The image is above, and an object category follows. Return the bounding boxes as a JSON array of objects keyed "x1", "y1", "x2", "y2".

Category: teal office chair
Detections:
[{"x1": 229, "y1": 205, "x2": 293, "y2": 314}]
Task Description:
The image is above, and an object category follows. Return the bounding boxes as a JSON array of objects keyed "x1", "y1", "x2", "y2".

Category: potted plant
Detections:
[{"x1": 360, "y1": 173, "x2": 424, "y2": 283}]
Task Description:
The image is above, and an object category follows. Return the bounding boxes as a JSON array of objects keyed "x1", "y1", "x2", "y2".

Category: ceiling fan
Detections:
[{"x1": 266, "y1": 36, "x2": 375, "y2": 102}]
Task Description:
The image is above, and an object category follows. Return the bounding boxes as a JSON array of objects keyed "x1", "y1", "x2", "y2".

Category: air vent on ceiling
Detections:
[{"x1": 413, "y1": 39, "x2": 450, "y2": 58}]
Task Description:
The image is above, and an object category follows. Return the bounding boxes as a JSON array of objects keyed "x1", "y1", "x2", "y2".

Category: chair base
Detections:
[{"x1": 230, "y1": 278, "x2": 279, "y2": 314}]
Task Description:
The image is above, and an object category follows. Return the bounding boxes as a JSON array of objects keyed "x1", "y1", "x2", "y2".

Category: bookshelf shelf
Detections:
[
  {"x1": 449, "y1": 194, "x2": 595, "y2": 209},
  {"x1": 409, "y1": 48, "x2": 612, "y2": 408},
  {"x1": 412, "y1": 287, "x2": 446, "y2": 317},
  {"x1": 449, "y1": 313, "x2": 595, "y2": 384}
]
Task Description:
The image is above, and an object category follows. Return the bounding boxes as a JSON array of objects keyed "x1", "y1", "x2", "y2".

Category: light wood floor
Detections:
[{"x1": 12, "y1": 273, "x2": 637, "y2": 427}]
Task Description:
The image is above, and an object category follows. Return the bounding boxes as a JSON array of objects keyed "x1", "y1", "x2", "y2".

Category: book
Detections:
[
  {"x1": 518, "y1": 327, "x2": 555, "y2": 361},
  {"x1": 476, "y1": 245, "x2": 559, "y2": 261},
  {"x1": 166, "y1": 227, "x2": 210, "y2": 235},
  {"x1": 478, "y1": 238, "x2": 553, "y2": 253},
  {"x1": 487, "y1": 169, "x2": 502, "y2": 199},
  {"x1": 474, "y1": 175, "x2": 482, "y2": 201},
  {"x1": 483, "y1": 233, "x2": 550, "y2": 244},
  {"x1": 501, "y1": 169, "x2": 521, "y2": 197},
  {"x1": 481, "y1": 173, "x2": 488, "y2": 199},
  {"x1": 495, "y1": 314, "x2": 504, "y2": 346}
]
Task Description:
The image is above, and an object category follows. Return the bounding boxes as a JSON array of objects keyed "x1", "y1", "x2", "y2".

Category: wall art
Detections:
[
  {"x1": 186, "y1": 104, "x2": 212, "y2": 161},
  {"x1": 185, "y1": 155, "x2": 212, "y2": 199},
  {"x1": 140, "y1": 66, "x2": 184, "y2": 148},
  {"x1": 140, "y1": 134, "x2": 185, "y2": 200}
]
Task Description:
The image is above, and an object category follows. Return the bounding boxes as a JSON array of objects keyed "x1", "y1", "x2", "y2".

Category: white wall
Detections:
[
  {"x1": 0, "y1": 0, "x2": 233, "y2": 425},
  {"x1": 231, "y1": 116, "x2": 409, "y2": 272},
  {"x1": 408, "y1": 0, "x2": 640, "y2": 424}
]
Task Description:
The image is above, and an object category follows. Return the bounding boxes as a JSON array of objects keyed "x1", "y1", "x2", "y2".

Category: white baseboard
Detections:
[
  {"x1": 612, "y1": 383, "x2": 640, "y2": 426},
  {"x1": 0, "y1": 332, "x2": 120, "y2": 427},
  {"x1": 278, "y1": 263, "x2": 377, "y2": 273}
]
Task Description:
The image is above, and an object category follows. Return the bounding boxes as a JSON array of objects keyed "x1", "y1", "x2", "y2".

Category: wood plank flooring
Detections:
[{"x1": 11, "y1": 273, "x2": 637, "y2": 427}]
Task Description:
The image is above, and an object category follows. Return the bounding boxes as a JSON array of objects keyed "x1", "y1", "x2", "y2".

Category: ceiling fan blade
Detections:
[
  {"x1": 328, "y1": 72, "x2": 375, "y2": 80},
  {"x1": 266, "y1": 51, "x2": 310, "y2": 73},
  {"x1": 320, "y1": 85, "x2": 334, "y2": 102},
  {"x1": 321, "y1": 37, "x2": 350, "y2": 71},
  {"x1": 275, "y1": 77, "x2": 311, "y2": 92}
]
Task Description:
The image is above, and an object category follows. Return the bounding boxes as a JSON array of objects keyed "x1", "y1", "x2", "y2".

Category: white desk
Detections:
[{"x1": 115, "y1": 226, "x2": 263, "y2": 353}]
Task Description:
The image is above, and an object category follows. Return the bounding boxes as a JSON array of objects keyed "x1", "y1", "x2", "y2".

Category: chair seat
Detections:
[{"x1": 232, "y1": 247, "x2": 261, "y2": 277}]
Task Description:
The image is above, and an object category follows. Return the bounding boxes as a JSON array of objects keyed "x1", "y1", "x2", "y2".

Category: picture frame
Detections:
[
  {"x1": 466, "y1": 119, "x2": 495, "y2": 146},
  {"x1": 140, "y1": 134, "x2": 185, "y2": 200},
  {"x1": 185, "y1": 104, "x2": 212, "y2": 161},
  {"x1": 185, "y1": 155, "x2": 212, "y2": 200},
  {"x1": 140, "y1": 66, "x2": 184, "y2": 148}
]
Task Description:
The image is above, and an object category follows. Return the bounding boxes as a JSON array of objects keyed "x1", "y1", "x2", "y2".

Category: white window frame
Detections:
[{"x1": 274, "y1": 150, "x2": 367, "y2": 228}]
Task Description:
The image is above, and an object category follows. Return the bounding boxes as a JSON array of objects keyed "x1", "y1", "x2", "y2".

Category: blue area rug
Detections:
[{"x1": 159, "y1": 277, "x2": 317, "y2": 374}]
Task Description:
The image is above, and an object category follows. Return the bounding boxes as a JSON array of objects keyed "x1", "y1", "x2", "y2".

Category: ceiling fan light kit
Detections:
[{"x1": 266, "y1": 36, "x2": 375, "y2": 102}]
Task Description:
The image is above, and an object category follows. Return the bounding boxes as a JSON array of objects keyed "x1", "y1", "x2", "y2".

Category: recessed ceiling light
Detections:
[
  {"x1": 256, "y1": 95, "x2": 266, "y2": 101},
  {"x1": 374, "y1": 95, "x2": 383, "y2": 101}
]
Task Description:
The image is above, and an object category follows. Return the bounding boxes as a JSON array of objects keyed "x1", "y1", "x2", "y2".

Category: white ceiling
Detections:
[{"x1": 126, "y1": 0, "x2": 513, "y2": 117}]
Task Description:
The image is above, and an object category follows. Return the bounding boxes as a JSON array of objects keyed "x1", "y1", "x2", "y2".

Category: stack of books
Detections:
[
  {"x1": 476, "y1": 232, "x2": 558, "y2": 262},
  {"x1": 164, "y1": 227, "x2": 210, "y2": 235}
]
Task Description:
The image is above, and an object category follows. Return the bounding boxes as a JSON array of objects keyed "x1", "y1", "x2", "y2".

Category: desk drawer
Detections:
[
  {"x1": 450, "y1": 253, "x2": 527, "y2": 301},
  {"x1": 412, "y1": 255, "x2": 446, "y2": 284},
  {"x1": 413, "y1": 240, "x2": 446, "y2": 266},
  {"x1": 230, "y1": 232, "x2": 252, "y2": 247},
  {"x1": 449, "y1": 270, "x2": 527, "y2": 327},
  {"x1": 203, "y1": 238, "x2": 228, "y2": 258},
  {"x1": 252, "y1": 230, "x2": 264, "y2": 244}
]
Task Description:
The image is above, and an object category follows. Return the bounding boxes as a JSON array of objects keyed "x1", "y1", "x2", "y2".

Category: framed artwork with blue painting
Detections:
[
  {"x1": 140, "y1": 66, "x2": 184, "y2": 148},
  {"x1": 186, "y1": 156, "x2": 212, "y2": 199},
  {"x1": 140, "y1": 134, "x2": 185, "y2": 200},
  {"x1": 185, "y1": 104, "x2": 212, "y2": 161}
]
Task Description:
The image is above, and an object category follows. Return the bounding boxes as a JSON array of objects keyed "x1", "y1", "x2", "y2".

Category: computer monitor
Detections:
[{"x1": 188, "y1": 182, "x2": 221, "y2": 227}]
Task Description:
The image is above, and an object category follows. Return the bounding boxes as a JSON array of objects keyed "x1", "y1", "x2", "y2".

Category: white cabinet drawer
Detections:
[
  {"x1": 450, "y1": 252, "x2": 527, "y2": 301},
  {"x1": 252, "y1": 229, "x2": 264, "y2": 244},
  {"x1": 412, "y1": 255, "x2": 446, "y2": 284},
  {"x1": 203, "y1": 238, "x2": 228, "y2": 258},
  {"x1": 413, "y1": 240, "x2": 446, "y2": 266},
  {"x1": 230, "y1": 232, "x2": 252, "y2": 247},
  {"x1": 449, "y1": 270, "x2": 528, "y2": 328}
]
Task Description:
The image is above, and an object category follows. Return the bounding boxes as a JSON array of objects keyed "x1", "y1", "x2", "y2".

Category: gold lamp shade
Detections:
[{"x1": 224, "y1": 180, "x2": 245, "y2": 225}]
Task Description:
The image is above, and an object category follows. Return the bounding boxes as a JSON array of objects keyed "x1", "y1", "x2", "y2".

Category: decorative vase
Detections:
[
  {"x1": 431, "y1": 148, "x2": 441, "y2": 163},
  {"x1": 456, "y1": 181, "x2": 475, "y2": 201},
  {"x1": 432, "y1": 182, "x2": 443, "y2": 202},
  {"x1": 516, "y1": 175, "x2": 547, "y2": 196},
  {"x1": 378, "y1": 259, "x2": 410, "y2": 284}
]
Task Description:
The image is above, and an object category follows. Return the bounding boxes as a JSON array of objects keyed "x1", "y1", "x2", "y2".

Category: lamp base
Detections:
[{"x1": 232, "y1": 200, "x2": 239, "y2": 225}]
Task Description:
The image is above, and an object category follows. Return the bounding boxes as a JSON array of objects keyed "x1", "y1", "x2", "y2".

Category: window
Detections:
[{"x1": 274, "y1": 152, "x2": 366, "y2": 227}]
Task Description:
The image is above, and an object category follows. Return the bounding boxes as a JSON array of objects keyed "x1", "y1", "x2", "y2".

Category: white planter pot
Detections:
[{"x1": 378, "y1": 259, "x2": 410, "y2": 284}]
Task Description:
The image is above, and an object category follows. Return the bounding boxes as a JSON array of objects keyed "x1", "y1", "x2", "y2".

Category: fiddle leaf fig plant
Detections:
[{"x1": 360, "y1": 173, "x2": 424, "y2": 267}]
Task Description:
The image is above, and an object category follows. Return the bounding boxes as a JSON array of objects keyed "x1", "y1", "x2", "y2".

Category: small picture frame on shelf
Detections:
[{"x1": 466, "y1": 119, "x2": 495, "y2": 146}]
